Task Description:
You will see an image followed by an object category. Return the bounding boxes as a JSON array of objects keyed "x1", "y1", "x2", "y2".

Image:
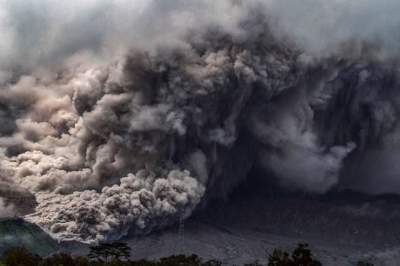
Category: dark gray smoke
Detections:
[{"x1": 1, "y1": 0, "x2": 400, "y2": 243}]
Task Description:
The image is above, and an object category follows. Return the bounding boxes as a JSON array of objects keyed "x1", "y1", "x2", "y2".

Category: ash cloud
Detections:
[
  {"x1": 0, "y1": 0, "x2": 248, "y2": 75},
  {"x1": 0, "y1": 198, "x2": 16, "y2": 218},
  {"x1": 2, "y1": 0, "x2": 400, "y2": 74},
  {"x1": 1, "y1": 0, "x2": 400, "y2": 243},
  {"x1": 26, "y1": 170, "x2": 204, "y2": 243},
  {"x1": 263, "y1": 0, "x2": 400, "y2": 57},
  {"x1": 0, "y1": 180, "x2": 36, "y2": 218}
]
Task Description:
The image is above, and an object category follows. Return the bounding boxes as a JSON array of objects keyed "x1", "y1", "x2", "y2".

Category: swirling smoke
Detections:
[{"x1": 1, "y1": 0, "x2": 400, "y2": 243}]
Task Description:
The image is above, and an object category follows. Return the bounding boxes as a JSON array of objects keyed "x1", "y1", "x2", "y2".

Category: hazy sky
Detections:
[{"x1": 1, "y1": 0, "x2": 400, "y2": 73}]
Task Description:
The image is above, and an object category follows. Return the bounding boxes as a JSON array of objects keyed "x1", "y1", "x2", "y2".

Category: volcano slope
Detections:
[
  {"x1": 114, "y1": 173, "x2": 400, "y2": 266},
  {"x1": 0, "y1": 218, "x2": 57, "y2": 256}
]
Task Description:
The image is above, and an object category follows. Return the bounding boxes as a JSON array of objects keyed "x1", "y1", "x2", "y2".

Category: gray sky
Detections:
[{"x1": 1, "y1": 0, "x2": 400, "y2": 74}]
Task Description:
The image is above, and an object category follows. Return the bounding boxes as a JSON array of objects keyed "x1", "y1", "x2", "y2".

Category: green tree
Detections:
[
  {"x1": 88, "y1": 242, "x2": 131, "y2": 262},
  {"x1": 39, "y1": 252, "x2": 75, "y2": 266},
  {"x1": 268, "y1": 243, "x2": 322, "y2": 266},
  {"x1": 202, "y1": 259, "x2": 223, "y2": 266},
  {"x1": 74, "y1": 256, "x2": 91, "y2": 266},
  {"x1": 357, "y1": 261, "x2": 374, "y2": 266},
  {"x1": 2, "y1": 246, "x2": 41, "y2": 266},
  {"x1": 291, "y1": 243, "x2": 321, "y2": 266},
  {"x1": 130, "y1": 258, "x2": 158, "y2": 266},
  {"x1": 108, "y1": 242, "x2": 131, "y2": 261},
  {"x1": 268, "y1": 249, "x2": 292, "y2": 266}
]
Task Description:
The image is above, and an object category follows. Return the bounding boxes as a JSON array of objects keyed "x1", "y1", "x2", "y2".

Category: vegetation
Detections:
[
  {"x1": 88, "y1": 242, "x2": 131, "y2": 262},
  {"x1": 356, "y1": 261, "x2": 375, "y2": 266},
  {"x1": 0, "y1": 242, "x2": 374, "y2": 266},
  {"x1": 268, "y1": 243, "x2": 321, "y2": 266},
  {"x1": 0, "y1": 219, "x2": 57, "y2": 256}
]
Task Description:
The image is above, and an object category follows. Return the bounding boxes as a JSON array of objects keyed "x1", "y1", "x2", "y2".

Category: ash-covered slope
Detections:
[{"x1": 115, "y1": 173, "x2": 400, "y2": 266}]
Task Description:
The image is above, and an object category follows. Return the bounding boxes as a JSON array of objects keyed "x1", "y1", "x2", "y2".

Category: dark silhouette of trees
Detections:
[
  {"x1": 357, "y1": 261, "x2": 374, "y2": 266},
  {"x1": 88, "y1": 242, "x2": 131, "y2": 262},
  {"x1": 268, "y1": 243, "x2": 321, "y2": 266},
  {"x1": 2, "y1": 246, "x2": 41, "y2": 266},
  {"x1": 0, "y1": 241, "x2": 377, "y2": 266},
  {"x1": 291, "y1": 243, "x2": 322, "y2": 266},
  {"x1": 268, "y1": 249, "x2": 292, "y2": 266},
  {"x1": 202, "y1": 259, "x2": 223, "y2": 266},
  {"x1": 39, "y1": 252, "x2": 75, "y2": 266}
]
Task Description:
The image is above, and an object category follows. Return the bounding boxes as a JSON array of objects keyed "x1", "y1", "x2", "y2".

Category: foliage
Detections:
[
  {"x1": 39, "y1": 252, "x2": 77, "y2": 266},
  {"x1": 268, "y1": 243, "x2": 321, "y2": 266},
  {"x1": 2, "y1": 246, "x2": 42, "y2": 266},
  {"x1": 0, "y1": 247, "x2": 225, "y2": 266},
  {"x1": 268, "y1": 249, "x2": 291, "y2": 266},
  {"x1": 291, "y1": 243, "x2": 322, "y2": 266},
  {"x1": 202, "y1": 259, "x2": 223, "y2": 266},
  {"x1": 88, "y1": 242, "x2": 131, "y2": 262},
  {"x1": 357, "y1": 261, "x2": 374, "y2": 266},
  {"x1": 0, "y1": 219, "x2": 57, "y2": 256},
  {"x1": 0, "y1": 241, "x2": 377, "y2": 266}
]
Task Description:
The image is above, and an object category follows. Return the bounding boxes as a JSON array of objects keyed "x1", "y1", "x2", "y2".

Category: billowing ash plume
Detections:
[
  {"x1": 0, "y1": 55, "x2": 208, "y2": 242},
  {"x1": 28, "y1": 170, "x2": 203, "y2": 242},
  {"x1": 0, "y1": 198, "x2": 16, "y2": 218},
  {"x1": 1, "y1": 0, "x2": 400, "y2": 243},
  {"x1": 0, "y1": 181, "x2": 35, "y2": 217}
]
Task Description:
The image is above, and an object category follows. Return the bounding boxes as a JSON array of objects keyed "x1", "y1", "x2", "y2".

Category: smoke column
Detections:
[{"x1": 1, "y1": 0, "x2": 400, "y2": 243}]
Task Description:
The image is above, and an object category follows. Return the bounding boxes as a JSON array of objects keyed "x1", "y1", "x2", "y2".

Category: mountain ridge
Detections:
[{"x1": 0, "y1": 218, "x2": 57, "y2": 256}]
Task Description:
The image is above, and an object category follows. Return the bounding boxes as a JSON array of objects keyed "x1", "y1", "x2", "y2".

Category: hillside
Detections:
[{"x1": 0, "y1": 218, "x2": 57, "y2": 256}]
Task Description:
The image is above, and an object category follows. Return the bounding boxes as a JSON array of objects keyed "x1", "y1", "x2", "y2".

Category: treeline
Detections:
[{"x1": 0, "y1": 242, "x2": 373, "y2": 266}]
